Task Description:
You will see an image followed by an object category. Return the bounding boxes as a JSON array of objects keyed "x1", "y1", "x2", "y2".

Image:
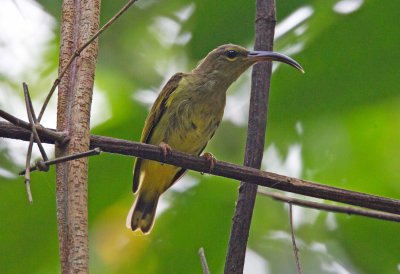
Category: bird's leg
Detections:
[
  {"x1": 159, "y1": 141, "x2": 172, "y2": 163},
  {"x1": 200, "y1": 152, "x2": 216, "y2": 174}
]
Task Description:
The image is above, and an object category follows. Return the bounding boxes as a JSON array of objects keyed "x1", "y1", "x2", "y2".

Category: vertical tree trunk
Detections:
[
  {"x1": 55, "y1": 0, "x2": 100, "y2": 273},
  {"x1": 224, "y1": 0, "x2": 276, "y2": 273}
]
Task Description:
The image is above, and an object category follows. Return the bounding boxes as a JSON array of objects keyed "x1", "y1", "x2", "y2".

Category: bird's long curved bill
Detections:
[{"x1": 248, "y1": 51, "x2": 304, "y2": 73}]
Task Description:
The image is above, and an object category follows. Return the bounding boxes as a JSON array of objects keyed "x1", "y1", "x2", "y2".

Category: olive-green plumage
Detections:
[{"x1": 127, "y1": 44, "x2": 303, "y2": 234}]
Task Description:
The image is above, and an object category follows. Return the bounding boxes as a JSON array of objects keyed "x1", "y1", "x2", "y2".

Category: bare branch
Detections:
[
  {"x1": 2, "y1": 121, "x2": 400, "y2": 216},
  {"x1": 258, "y1": 190, "x2": 400, "y2": 222}
]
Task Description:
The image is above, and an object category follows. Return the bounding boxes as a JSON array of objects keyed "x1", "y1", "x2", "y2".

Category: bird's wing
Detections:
[
  {"x1": 132, "y1": 73, "x2": 185, "y2": 193},
  {"x1": 164, "y1": 143, "x2": 206, "y2": 190}
]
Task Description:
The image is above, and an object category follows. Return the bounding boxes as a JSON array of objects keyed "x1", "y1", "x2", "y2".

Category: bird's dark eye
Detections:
[{"x1": 225, "y1": 50, "x2": 238, "y2": 59}]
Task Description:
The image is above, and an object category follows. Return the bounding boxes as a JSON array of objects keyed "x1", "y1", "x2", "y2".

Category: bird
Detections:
[{"x1": 126, "y1": 44, "x2": 304, "y2": 234}]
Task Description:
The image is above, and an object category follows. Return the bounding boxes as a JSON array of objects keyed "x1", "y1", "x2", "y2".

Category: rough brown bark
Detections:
[
  {"x1": 225, "y1": 0, "x2": 276, "y2": 273},
  {"x1": 56, "y1": 0, "x2": 100, "y2": 273}
]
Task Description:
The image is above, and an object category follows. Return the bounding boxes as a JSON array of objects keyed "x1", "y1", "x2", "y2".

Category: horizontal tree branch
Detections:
[
  {"x1": 258, "y1": 190, "x2": 400, "y2": 222},
  {"x1": 0, "y1": 110, "x2": 68, "y2": 144},
  {"x1": 1, "y1": 120, "x2": 400, "y2": 215}
]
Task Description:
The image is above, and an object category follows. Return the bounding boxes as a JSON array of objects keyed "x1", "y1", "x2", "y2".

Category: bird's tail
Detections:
[{"x1": 126, "y1": 190, "x2": 160, "y2": 235}]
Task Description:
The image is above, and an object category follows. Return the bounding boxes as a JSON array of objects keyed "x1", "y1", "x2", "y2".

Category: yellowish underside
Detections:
[{"x1": 138, "y1": 160, "x2": 180, "y2": 196}]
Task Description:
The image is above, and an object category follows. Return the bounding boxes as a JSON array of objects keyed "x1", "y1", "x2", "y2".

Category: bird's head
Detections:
[{"x1": 192, "y1": 44, "x2": 304, "y2": 85}]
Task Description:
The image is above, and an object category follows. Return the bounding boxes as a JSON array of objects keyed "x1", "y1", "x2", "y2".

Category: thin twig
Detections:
[
  {"x1": 25, "y1": 84, "x2": 38, "y2": 122},
  {"x1": 289, "y1": 204, "x2": 302, "y2": 274},
  {"x1": 2, "y1": 121, "x2": 400, "y2": 216},
  {"x1": 25, "y1": 177, "x2": 33, "y2": 203},
  {"x1": 0, "y1": 110, "x2": 67, "y2": 143},
  {"x1": 19, "y1": 148, "x2": 101, "y2": 175},
  {"x1": 198, "y1": 247, "x2": 211, "y2": 274},
  {"x1": 258, "y1": 190, "x2": 400, "y2": 222},
  {"x1": 69, "y1": 0, "x2": 138, "y2": 66},
  {"x1": 37, "y1": 0, "x2": 138, "y2": 121},
  {"x1": 25, "y1": 140, "x2": 33, "y2": 204}
]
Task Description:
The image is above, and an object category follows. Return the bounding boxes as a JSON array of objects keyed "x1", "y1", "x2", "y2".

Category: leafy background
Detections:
[{"x1": 1, "y1": 0, "x2": 399, "y2": 273}]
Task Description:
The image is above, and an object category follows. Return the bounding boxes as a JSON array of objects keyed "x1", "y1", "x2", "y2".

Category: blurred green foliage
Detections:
[{"x1": 1, "y1": 0, "x2": 400, "y2": 273}]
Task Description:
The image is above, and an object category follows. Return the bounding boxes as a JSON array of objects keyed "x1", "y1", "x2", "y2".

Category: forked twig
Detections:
[
  {"x1": 21, "y1": 0, "x2": 138, "y2": 203},
  {"x1": 23, "y1": 83, "x2": 48, "y2": 161},
  {"x1": 23, "y1": 82, "x2": 48, "y2": 203}
]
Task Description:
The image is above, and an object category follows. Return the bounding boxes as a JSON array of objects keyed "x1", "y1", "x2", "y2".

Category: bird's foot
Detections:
[
  {"x1": 200, "y1": 152, "x2": 216, "y2": 174},
  {"x1": 159, "y1": 142, "x2": 172, "y2": 163}
]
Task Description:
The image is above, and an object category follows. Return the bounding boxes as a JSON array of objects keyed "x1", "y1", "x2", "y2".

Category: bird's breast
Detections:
[{"x1": 161, "y1": 89, "x2": 226, "y2": 154}]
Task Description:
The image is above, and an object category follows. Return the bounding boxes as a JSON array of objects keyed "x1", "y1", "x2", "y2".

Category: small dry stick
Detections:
[
  {"x1": 23, "y1": 83, "x2": 48, "y2": 161},
  {"x1": 24, "y1": 141, "x2": 33, "y2": 203},
  {"x1": 24, "y1": 138, "x2": 40, "y2": 203},
  {"x1": 258, "y1": 190, "x2": 400, "y2": 223},
  {"x1": 20, "y1": 147, "x2": 101, "y2": 175},
  {"x1": 198, "y1": 247, "x2": 211, "y2": 274},
  {"x1": 289, "y1": 204, "x2": 302, "y2": 274}
]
